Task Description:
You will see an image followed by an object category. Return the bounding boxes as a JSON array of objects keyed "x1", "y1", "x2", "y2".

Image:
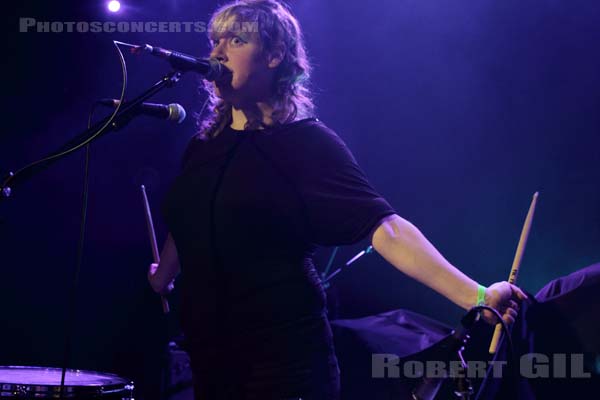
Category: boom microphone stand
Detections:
[
  {"x1": 0, "y1": 70, "x2": 182, "y2": 200},
  {"x1": 1, "y1": 68, "x2": 183, "y2": 400}
]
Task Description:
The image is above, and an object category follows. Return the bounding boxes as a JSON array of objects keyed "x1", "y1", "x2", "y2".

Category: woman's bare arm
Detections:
[{"x1": 371, "y1": 214, "x2": 526, "y2": 323}]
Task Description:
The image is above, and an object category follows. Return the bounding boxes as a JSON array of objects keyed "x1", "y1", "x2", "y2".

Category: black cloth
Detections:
[
  {"x1": 476, "y1": 262, "x2": 600, "y2": 399},
  {"x1": 162, "y1": 118, "x2": 395, "y2": 398},
  {"x1": 331, "y1": 310, "x2": 453, "y2": 399}
]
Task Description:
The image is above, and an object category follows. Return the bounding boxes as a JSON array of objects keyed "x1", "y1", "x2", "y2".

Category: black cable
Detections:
[
  {"x1": 54, "y1": 41, "x2": 128, "y2": 398},
  {"x1": 58, "y1": 103, "x2": 98, "y2": 399},
  {"x1": 471, "y1": 305, "x2": 521, "y2": 400},
  {"x1": 469, "y1": 305, "x2": 514, "y2": 360},
  {"x1": 450, "y1": 305, "x2": 518, "y2": 400},
  {"x1": 411, "y1": 305, "x2": 516, "y2": 400},
  {"x1": 1, "y1": 41, "x2": 128, "y2": 195}
]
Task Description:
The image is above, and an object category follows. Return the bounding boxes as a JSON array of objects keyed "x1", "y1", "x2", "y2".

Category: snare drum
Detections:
[{"x1": 0, "y1": 366, "x2": 134, "y2": 399}]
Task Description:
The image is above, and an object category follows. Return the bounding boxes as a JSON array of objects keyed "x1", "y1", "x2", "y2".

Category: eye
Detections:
[{"x1": 230, "y1": 36, "x2": 246, "y2": 46}]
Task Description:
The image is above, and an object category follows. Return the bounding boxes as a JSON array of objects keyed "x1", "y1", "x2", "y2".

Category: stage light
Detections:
[{"x1": 108, "y1": 1, "x2": 121, "y2": 13}]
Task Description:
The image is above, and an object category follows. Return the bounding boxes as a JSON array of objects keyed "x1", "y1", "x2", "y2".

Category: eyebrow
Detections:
[{"x1": 210, "y1": 31, "x2": 253, "y2": 45}]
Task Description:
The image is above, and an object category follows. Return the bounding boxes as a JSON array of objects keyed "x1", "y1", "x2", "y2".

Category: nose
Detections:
[{"x1": 210, "y1": 40, "x2": 227, "y2": 62}]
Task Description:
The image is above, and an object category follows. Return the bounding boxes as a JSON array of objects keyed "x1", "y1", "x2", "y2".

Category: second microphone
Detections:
[{"x1": 99, "y1": 99, "x2": 187, "y2": 124}]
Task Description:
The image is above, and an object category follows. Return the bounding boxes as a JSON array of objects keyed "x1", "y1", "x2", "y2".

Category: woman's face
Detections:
[{"x1": 209, "y1": 20, "x2": 276, "y2": 106}]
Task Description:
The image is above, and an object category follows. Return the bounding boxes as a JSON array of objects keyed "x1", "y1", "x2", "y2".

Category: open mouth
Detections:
[{"x1": 215, "y1": 64, "x2": 233, "y2": 84}]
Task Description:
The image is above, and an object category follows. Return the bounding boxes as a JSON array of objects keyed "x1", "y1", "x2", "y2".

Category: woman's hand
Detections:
[
  {"x1": 481, "y1": 281, "x2": 528, "y2": 325},
  {"x1": 148, "y1": 262, "x2": 175, "y2": 295}
]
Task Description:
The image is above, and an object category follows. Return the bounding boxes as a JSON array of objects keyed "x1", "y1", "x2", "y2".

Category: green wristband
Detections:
[{"x1": 477, "y1": 284, "x2": 487, "y2": 306}]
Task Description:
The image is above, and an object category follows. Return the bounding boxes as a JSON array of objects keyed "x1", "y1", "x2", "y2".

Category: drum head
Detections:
[{"x1": 0, "y1": 366, "x2": 133, "y2": 398}]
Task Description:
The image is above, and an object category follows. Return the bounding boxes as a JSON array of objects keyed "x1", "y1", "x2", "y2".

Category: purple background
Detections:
[{"x1": 2, "y1": 1, "x2": 599, "y2": 398}]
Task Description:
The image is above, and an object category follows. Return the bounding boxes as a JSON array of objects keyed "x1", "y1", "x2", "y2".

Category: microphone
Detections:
[
  {"x1": 99, "y1": 99, "x2": 187, "y2": 124},
  {"x1": 132, "y1": 44, "x2": 224, "y2": 81}
]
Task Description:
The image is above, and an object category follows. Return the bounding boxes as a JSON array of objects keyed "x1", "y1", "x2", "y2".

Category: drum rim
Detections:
[{"x1": 0, "y1": 365, "x2": 133, "y2": 396}]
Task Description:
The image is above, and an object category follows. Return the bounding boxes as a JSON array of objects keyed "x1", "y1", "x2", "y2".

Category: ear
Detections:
[{"x1": 267, "y1": 43, "x2": 286, "y2": 69}]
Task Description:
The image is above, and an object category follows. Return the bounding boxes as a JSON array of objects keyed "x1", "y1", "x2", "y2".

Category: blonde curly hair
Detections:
[{"x1": 197, "y1": 0, "x2": 314, "y2": 138}]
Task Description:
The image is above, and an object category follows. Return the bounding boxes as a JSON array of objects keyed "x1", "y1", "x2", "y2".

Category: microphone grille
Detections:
[
  {"x1": 205, "y1": 59, "x2": 224, "y2": 82},
  {"x1": 167, "y1": 103, "x2": 187, "y2": 124}
]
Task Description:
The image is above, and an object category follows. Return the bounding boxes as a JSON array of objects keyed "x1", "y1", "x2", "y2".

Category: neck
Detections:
[{"x1": 230, "y1": 101, "x2": 276, "y2": 130}]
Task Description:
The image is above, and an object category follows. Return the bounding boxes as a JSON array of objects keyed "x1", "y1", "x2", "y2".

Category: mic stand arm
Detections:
[
  {"x1": 454, "y1": 347, "x2": 474, "y2": 399},
  {"x1": 411, "y1": 307, "x2": 480, "y2": 400},
  {"x1": 0, "y1": 70, "x2": 182, "y2": 201},
  {"x1": 321, "y1": 245, "x2": 374, "y2": 289}
]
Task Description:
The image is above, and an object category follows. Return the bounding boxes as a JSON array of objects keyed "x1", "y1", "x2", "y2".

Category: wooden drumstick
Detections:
[
  {"x1": 489, "y1": 192, "x2": 538, "y2": 354},
  {"x1": 141, "y1": 185, "x2": 170, "y2": 314}
]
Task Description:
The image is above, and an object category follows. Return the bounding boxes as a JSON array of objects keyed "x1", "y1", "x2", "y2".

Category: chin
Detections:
[{"x1": 214, "y1": 80, "x2": 236, "y2": 99}]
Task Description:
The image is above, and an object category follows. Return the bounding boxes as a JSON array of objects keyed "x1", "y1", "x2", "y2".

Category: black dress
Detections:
[{"x1": 162, "y1": 118, "x2": 395, "y2": 399}]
